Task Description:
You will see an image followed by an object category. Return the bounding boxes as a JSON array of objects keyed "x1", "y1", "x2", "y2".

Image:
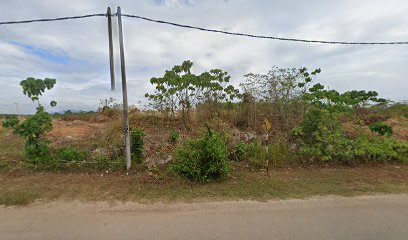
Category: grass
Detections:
[
  {"x1": 1, "y1": 119, "x2": 407, "y2": 206},
  {"x1": 0, "y1": 164, "x2": 407, "y2": 206},
  {"x1": 0, "y1": 188, "x2": 40, "y2": 206},
  {"x1": 0, "y1": 126, "x2": 25, "y2": 171}
]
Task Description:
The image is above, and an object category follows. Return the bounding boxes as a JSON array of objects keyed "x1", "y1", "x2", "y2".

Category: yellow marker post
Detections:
[{"x1": 261, "y1": 118, "x2": 271, "y2": 132}]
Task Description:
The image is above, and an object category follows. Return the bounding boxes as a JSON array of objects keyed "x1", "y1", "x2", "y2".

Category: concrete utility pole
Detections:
[
  {"x1": 107, "y1": 7, "x2": 115, "y2": 91},
  {"x1": 117, "y1": 6, "x2": 132, "y2": 170}
]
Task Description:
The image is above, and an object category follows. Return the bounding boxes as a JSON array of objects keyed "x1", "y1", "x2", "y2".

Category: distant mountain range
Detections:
[{"x1": 52, "y1": 109, "x2": 95, "y2": 114}]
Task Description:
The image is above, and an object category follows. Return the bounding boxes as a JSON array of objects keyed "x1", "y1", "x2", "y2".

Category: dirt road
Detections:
[{"x1": 0, "y1": 195, "x2": 407, "y2": 240}]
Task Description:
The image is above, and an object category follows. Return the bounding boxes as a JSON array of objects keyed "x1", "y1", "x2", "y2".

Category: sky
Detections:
[{"x1": 0, "y1": 0, "x2": 407, "y2": 114}]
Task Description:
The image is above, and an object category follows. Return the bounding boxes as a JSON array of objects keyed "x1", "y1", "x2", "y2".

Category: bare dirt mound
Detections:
[{"x1": 47, "y1": 120, "x2": 105, "y2": 147}]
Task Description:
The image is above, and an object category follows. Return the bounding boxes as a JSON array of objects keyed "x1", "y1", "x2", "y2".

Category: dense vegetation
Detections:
[
  {"x1": 171, "y1": 127, "x2": 231, "y2": 182},
  {"x1": 1, "y1": 62, "x2": 407, "y2": 182}
]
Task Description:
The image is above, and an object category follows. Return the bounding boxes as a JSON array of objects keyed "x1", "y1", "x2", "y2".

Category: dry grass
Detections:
[{"x1": 1, "y1": 164, "x2": 407, "y2": 206}]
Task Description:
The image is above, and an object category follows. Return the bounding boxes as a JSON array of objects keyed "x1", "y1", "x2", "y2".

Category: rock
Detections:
[
  {"x1": 261, "y1": 133, "x2": 269, "y2": 143},
  {"x1": 145, "y1": 158, "x2": 156, "y2": 168},
  {"x1": 65, "y1": 135, "x2": 77, "y2": 141},
  {"x1": 243, "y1": 132, "x2": 256, "y2": 142},
  {"x1": 148, "y1": 172, "x2": 158, "y2": 177},
  {"x1": 93, "y1": 148, "x2": 109, "y2": 157},
  {"x1": 157, "y1": 156, "x2": 172, "y2": 166}
]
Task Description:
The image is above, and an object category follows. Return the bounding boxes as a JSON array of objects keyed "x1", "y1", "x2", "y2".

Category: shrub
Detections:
[
  {"x1": 234, "y1": 143, "x2": 248, "y2": 161},
  {"x1": 293, "y1": 107, "x2": 352, "y2": 163},
  {"x1": 353, "y1": 136, "x2": 407, "y2": 163},
  {"x1": 25, "y1": 138, "x2": 51, "y2": 162},
  {"x1": 171, "y1": 127, "x2": 231, "y2": 182},
  {"x1": 169, "y1": 131, "x2": 180, "y2": 144},
  {"x1": 55, "y1": 147, "x2": 88, "y2": 161},
  {"x1": 369, "y1": 122, "x2": 393, "y2": 136},
  {"x1": 393, "y1": 142, "x2": 408, "y2": 163},
  {"x1": 384, "y1": 102, "x2": 408, "y2": 118},
  {"x1": 2, "y1": 77, "x2": 57, "y2": 162},
  {"x1": 130, "y1": 128, "x2": 145, "y2": 163}
]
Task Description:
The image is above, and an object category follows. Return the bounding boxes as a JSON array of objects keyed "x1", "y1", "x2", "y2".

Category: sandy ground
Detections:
[{"x1": 0, "y1": 195, "x2": 407, "y2": 240}]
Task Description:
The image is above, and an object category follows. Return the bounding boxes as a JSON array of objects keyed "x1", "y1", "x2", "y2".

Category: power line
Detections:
[
  {"x1": 0, "y1": 11, "x2": 407, "y2": 45},
  {"x1": 0, "y1": 13, "x2": 106, "y2": 25},
  {"x1": 122, "y1": 14, "x2": 408, "y2": 45}
]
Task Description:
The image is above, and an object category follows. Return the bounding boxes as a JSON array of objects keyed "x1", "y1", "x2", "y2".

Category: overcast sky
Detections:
[{"x1": 1, "y1": 0, "x2": 407, "y2": 114}]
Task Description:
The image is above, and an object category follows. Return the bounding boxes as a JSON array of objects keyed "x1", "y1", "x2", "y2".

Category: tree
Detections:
[
  {"x1": 240, "y1": 66, "x2": 320, "y2": 131},
  {"x1": 3, "y1": 77, "x2": 57, "y2": 161},
  {"x1": 303, "y1": 83, "x2": 387, "y2": 112},
  {"x1": 145, "y1": 61, "x2": 196, "y2": 121},
  {"x1": 198, "y1": 69, "x2": 240, "y2": 118},
  {"x1": 145, "y1": 60, "x2": 240, "y2": 127}
]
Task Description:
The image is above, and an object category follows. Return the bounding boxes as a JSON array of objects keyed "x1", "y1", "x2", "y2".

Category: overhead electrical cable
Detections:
[{"x1": 1, "y1": 12, "x2": 407, "y2": 45}]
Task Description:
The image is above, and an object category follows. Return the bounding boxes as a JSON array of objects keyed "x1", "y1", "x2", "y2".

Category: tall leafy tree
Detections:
[
  {"x1": 145, "y1": 60, "x2": 240, "y2": 127},
  {"x1": 241, "y1": 66, "x2": 320, "y2": 131}
]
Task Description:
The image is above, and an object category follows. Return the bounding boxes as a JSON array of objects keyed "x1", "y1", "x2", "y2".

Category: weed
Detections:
[
  {"x1": 234, "y1": 143, "x2": 248, "y2": 161},
  {"x1": 169, "y1": 131, "x2": 180, "y2": 144},
  {"x1": 130, "y1": 128, "x2": 145, "y2": 163},
  {"x1": 55, "y1": 147, "x2": 88, "y2": 161},
  {"x1": 369, "y1": 122, "x2": 393, "y2": 136},
  {"x1": 245, "y1": 141, "x2": 267, "y2": 167},
  {"x1": 267, "y1": 137, "x2": 298, "y2": 168}
]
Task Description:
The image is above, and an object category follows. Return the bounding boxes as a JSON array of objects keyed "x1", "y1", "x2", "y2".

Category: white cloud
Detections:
[{"x1": 0, "y1": 0, "x2": 408, "y2": 114}]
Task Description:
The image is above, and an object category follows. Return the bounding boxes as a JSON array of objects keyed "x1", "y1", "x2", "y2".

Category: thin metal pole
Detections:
[
  {"x1": 15, "y1": 103, "x2": 19, "y2": 115},
  {"x1": 117, "y1": 6, "x2": 131, "y2": 170},
  {"x1": 107, "y1": 7, "x2": 115, "y2": 91}
]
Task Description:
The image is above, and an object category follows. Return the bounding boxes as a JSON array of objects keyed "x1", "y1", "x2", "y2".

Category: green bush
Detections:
[
  {"x1": 55, "y1": 147, "x2": 88, "y2": 161},
  {"x1": 130, "y1": 128, "x2": 145, "y2": 163},
  {"x1": 292, "y1": 107, "x2": 408, "y2": 164},
  {"x1": 234, "y1": 143, "x2": 248, "y2": 161},
  {"x1": 294, "y1": 107, "x2": 352, "y2": 162},
  {"x1": 384, "y1": 102, "x2": 408, "y2": 118},
  {"x1": 393, "y1": 142, "x2": 408, "y2": 163},
  {"x1": 369, "y1": 122, "x2": 393, "y2": 136},
  {"x1": 25, "y1": 139, "x2": 51, "y2": 162},
  {"x1": 169, "y1": 131, "x2": 180, "y2": 144},
  {"x1": 171, "y1": 128, "x2": 231, "y2": 182},
  {"x1": 353, "y1": 136, "x2": 407, "y2": 163}
]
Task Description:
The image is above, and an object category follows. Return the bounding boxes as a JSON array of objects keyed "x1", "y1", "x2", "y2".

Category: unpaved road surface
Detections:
[{"x1": 1, "y1": 195, "x2": 407, "y2": 240}]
